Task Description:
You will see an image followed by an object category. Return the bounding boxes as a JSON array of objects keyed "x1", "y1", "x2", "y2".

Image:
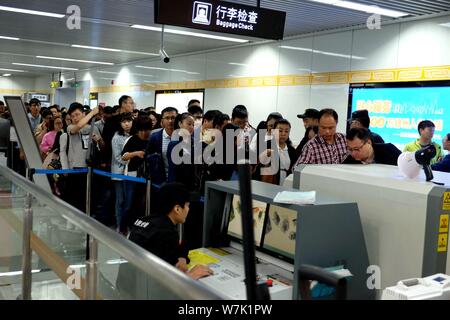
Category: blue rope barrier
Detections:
[
  {"x1": 33, "y1": 168, "x2": 204, "y2": 204},
  {"x1": 93, "y1": 169, "x2": 147, "y2": 184},
  {"x1": 33, "y1": 168, "x2": 89, "y2": 175}
]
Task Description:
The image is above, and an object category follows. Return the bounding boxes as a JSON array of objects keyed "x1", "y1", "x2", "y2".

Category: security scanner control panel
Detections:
[
  {"x1": 189, "y1": 246, "x2": 293, "y2": 300},
  {"x1": 293, "y1": 164, "x2": 450, "y2": 292},
  {"x1": 382, "y1": 274, "x2": 450, "y2": 300},
  {"x1": 202, "y1": 180, "x2": 374, "y2": 299}
]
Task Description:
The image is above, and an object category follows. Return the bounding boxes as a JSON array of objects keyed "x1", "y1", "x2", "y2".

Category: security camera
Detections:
[{"x1": 159, "y1": 49, "x2": 170, "y2": 63}]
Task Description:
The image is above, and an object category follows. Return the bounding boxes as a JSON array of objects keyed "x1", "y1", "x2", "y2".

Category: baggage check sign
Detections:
[{"x1": 155, "y1": 0, "x2": 285, "y2": 40}]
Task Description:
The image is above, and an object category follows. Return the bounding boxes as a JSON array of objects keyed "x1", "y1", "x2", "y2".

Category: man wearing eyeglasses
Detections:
[
  {"x1": 146, "y1": 107, "x2": 178, "y2": 183},
  {"x1": 344, "y1": 127, "x2": 401, "y2": 165}
]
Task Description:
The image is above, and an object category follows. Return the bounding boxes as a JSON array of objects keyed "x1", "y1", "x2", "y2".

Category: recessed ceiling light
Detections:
[
  {"x1": 0, "y1": 5, "x2": 65, "y2": 18},
  {"x1": 0, "y1": 68, "x2": 26, "y2": 72},
  {"x1": 0, "y1": 36, "x2": 20, "y2": 41},
  {"x1": 309, "y1": 0, "x2": 408, "y2": 18},
  {"x1": 36, "y1": 56, "x2": 114, "y2": 65},
  {"x1": 71, "y1": 45, "x2": 121, "y2": 52},
  {"x1": 2, "y1": 74, "x2": 11, "y2": 77},
  {"x1": 131, "y1": 25, "x2": 249, "y2": 43},
  {"x1": 12, "y1": 63, "x2": 78, "y2": 71}
]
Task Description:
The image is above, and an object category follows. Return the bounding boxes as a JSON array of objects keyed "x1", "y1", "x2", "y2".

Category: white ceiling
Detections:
[{"x1": 0, "y1": 0, "x2": 449, "y2": 78}]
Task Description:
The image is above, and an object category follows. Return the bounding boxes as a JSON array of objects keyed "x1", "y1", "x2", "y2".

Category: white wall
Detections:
[{"x1": 3, "y1": 14, "x2": 450, "y2": 143}]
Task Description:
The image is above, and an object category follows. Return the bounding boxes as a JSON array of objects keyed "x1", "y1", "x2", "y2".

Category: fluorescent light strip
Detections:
[
  {"x1": 229, "y1": 62, "x2": 248, "y2": 66},
  {"x1": 0, "y1": 36, "x2": 20, "y2": 41},
  {"x1": 71, "y1": 44, "x2": 159, "y2": 56},
  {"x1": 3, "y1": 74, "x2": 11, "y2": 76},
  {"x1": 97, "y1": 71, "x2": 118, "y2": 74},
  {"x1": 135, "y1": 65, "x2": 199, "y2": 74},
  {"x1": 280, "y1": 45, "x2": 366, "y2": 60},
  {"x1": 0, "y1": 5, "x2": 65, "y2": 18},
  {"x1": 97, "y1": 71, "x2": 154, "y2": 77},
  {"x1": 71, "y1": 44, "x2": 121, "y2": 52},
  {"x1": 131, "y1": 25, "x2": 249, "y2": 43},
  {"x1": 125, "y1": 50, "x2": 159, "y2": 56},
  {"x1": 309, "y1": 0, "x2": 408, "y2": 18},
  {"x1": 36, "y1": 55, "x2": 114, "y2": 66},
  {"x1": 12, "y1": 63, "x2": 78, "y2": 70},
  {"x1": 0, "y1": 68, "x2": 26, "y2": 72},
  {"x1": 440, "y1": 23, "x2": 450, "y2": 28}
]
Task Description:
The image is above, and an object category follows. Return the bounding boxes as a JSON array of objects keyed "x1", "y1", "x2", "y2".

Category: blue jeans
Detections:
[
  {"x1": 114, "y1": 181, "x2": 126, "y2": 229},
  {"x1": 122, "y1": 180, "x2": 136, "y2": 231}
]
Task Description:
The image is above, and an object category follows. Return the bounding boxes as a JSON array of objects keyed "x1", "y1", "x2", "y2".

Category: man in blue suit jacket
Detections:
[
  {"x1": 146, "y1": 107, "x2": 178, "y2": 184},
  {"x1": 432, "y1": 133, "x2": 450, "y2": 173}
]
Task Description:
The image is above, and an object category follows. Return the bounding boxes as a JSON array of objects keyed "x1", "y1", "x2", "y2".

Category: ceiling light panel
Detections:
[
  {"x1": 0, "y1": 5, "x2": 65, "y2": 18},
  {"x1": 36, "y1": 56, "x2": 114, "y2": 65},
  {"x1": 12, "y1": 63, "x2": 78, "y2": 70}
]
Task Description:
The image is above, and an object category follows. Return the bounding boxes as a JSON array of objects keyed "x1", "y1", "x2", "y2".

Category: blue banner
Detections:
[{"x1": 351, "y1": 86, "x2": 450, "y2": 151}]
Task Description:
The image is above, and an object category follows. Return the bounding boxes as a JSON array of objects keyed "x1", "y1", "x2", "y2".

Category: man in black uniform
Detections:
[
  {"x1": 128, "y1": 182, "x2": 213, "y2": 279},
  {"x1": 344, "y1": 127, "x2": 401, "y2": 165}
]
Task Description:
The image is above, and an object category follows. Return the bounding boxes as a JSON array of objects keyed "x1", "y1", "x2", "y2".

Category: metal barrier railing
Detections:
[{"x1": 0, "y1": 165, "x2": 222, "y2": 300}]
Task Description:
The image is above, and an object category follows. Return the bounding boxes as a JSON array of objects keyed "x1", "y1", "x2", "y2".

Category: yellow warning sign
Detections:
[
  {"x1": 437, "y1": 233, "x2": 448, "y2": 253},
  {"x1": 440, "y1": 214, "x2": 449, "y2": 233},
  {"x1": 443, "y1": 192, "x2": 450, "y2": 210}
]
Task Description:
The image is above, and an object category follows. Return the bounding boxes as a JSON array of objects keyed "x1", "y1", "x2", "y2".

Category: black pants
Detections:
[{"x1": 64, "y1": 171, "x2": 87, "y2": 213}]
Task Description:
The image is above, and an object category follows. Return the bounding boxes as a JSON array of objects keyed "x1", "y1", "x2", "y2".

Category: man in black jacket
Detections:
[
  {"x1": 128, "y1": 182, "x2": 212, "y2": 279},
  {"x1": 344, "y1": 127, "x2": 401, "y2": 165}
]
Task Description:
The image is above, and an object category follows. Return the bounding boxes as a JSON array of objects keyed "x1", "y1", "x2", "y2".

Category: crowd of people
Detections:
[{"x1": 1, "y1": 96, "x2": 449, "y2": 280}]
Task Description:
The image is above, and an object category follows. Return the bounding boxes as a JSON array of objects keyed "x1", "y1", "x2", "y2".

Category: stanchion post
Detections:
[
  {"x1": 21, "y1": 168, "x2": 34, "y2": 300},
  {"x1": 145, "y1": 179, "x2": 151, "y2": 216},
  {"x1": 84, "y1": 166, "x2": 98, "y2": 299}
]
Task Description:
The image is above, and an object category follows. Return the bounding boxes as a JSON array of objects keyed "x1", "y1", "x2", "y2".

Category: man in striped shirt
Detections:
[{"x1": 294, "y1": 108, "x2": 349, "y2": 167}]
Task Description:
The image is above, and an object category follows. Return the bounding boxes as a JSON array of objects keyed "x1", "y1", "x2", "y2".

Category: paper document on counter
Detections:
[{"x1": 273, "y1": 191, "x2": 316, "y2": 205}]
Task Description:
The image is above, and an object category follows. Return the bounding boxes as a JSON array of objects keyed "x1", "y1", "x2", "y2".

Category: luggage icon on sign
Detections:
[{"x1": 192, "y1": 2, "x2": 212, "y2": 25}]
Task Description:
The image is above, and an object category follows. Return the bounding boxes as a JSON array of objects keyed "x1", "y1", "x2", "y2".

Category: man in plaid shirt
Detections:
[{"x1": 294, "y1": 108, "x2": 349, "y2": 166}]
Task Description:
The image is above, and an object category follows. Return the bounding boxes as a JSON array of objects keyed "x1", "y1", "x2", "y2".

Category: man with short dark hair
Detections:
[
  {"x1": 28, "y1": 98, "x2": 42, "y2": 132},
  {"x1": 348, "y1": 109, "x2": 384, "y2": 144},
  {"x1": 188, "y1": 103, "x2": 203, "y2": 129},
  {"x1": 404, "y1": 120, "x2": 444, "y2": 165},
  {"x1": 297, "y1": 108, "x2": 320, "y2": 129},
  {"x1": 116, "y1": 183, "x2": 212, "y2": 297},
  {"x1": 231, "y1": 105, "x2": 255, "y2": 166},
  {"x1": 231, "y1": 105, "x2": 248, "y2": 130},
  {"x1": 344, "y1": 128, "x2": 400, "y2": 165},
  {"x1": 146, "y1": 107, "x2": 178, "y2": 183},
  {"x1": 60, "y1": 102, "x2": 102, "y2": 211},
  {"x1": 294, "y1": 108, "x2": 348, "y2": 166}
]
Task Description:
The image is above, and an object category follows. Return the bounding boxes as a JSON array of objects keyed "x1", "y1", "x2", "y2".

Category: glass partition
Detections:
[{"x1": 0, "y1": 166, "x2": 221, "y2": 300}]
